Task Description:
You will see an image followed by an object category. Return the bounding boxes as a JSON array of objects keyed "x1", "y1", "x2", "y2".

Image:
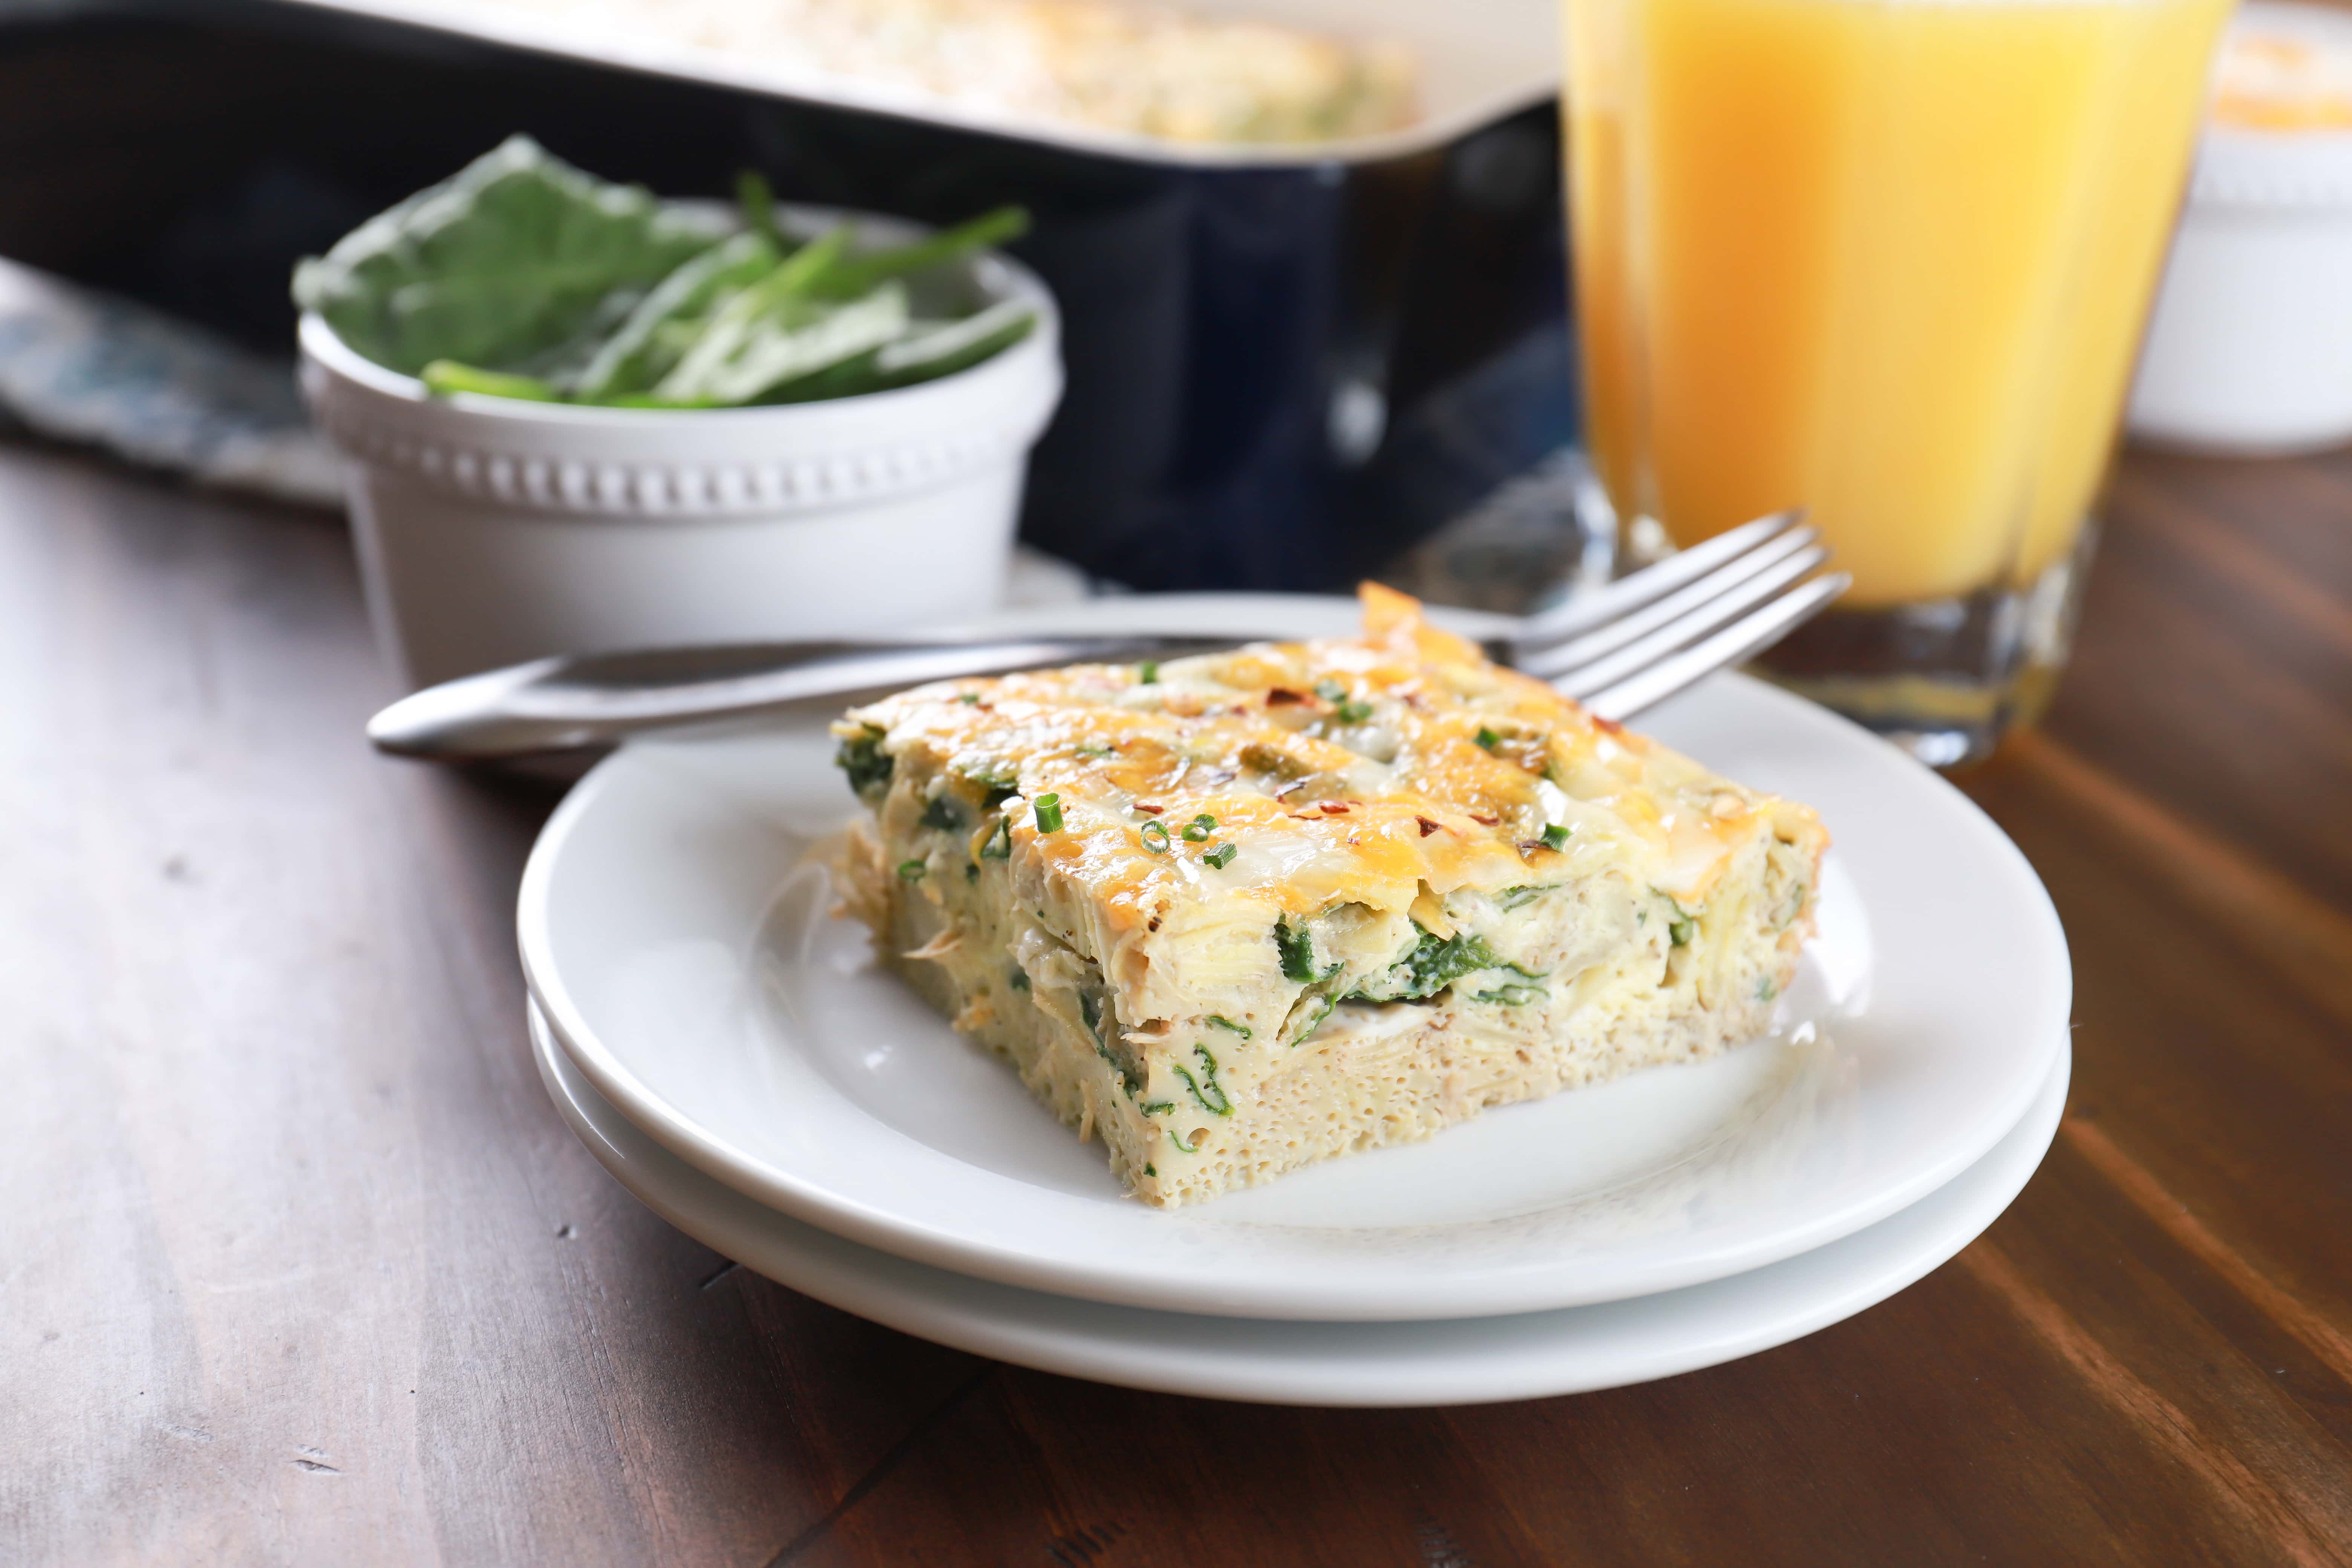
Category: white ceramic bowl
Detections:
[
  {"x1": 300, "y1": 220, "x2": 1063, "y2": 689},
  {"x1": 2128, "y1": 2, "x2": 2352, "y2": 455}
]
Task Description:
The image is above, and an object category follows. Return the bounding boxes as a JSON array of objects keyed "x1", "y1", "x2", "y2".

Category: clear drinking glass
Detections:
[{"x1": 1561, "y1": 0, "x2": 2233, "y2": 763}]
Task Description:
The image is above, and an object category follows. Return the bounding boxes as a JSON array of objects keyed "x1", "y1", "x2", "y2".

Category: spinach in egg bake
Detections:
[{"x1": 833, "y1": 586, "x2": 1826, "y2": 1208}]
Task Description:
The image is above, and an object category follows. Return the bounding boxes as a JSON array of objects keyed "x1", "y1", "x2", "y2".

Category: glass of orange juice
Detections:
[{"x1": 1563, "y1": 0, "x2": 2232, "y2": 763}]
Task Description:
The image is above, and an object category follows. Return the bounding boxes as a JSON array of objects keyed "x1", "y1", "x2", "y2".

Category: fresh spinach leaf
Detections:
[
  {"x1": 298, "y1": 139, "x2": 1034, "y2": 410},
  {"x1": 420, "y1": 361, "x2": 562, "y2": 402},
  {"x1": 652, "y1": 236, "x2": 914, "y2": 405},
  {"x1": 754, "y1": 300, "x2": 1036, "y2": 404},
  {"x1": 292, "y1": 136, "x2": 723, "y2": 376},
  {"x1": 809, "y1": 205, "x2": 1029, "y2": 299},
  {"x1": 571, "y1": 230, "x2": 781, "y2": 401},
  {"x1": 735, "y1": 169, "x2": 783, "y2": 250}
]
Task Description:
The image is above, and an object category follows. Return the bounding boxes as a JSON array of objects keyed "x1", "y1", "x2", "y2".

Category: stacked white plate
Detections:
[{"x1": 516, "y1": 599, "x2": 2072, "y2": 1407}]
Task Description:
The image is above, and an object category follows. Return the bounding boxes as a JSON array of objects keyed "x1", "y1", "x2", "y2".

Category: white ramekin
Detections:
[
  {"x1": 300, "y1": 236, "x2": 1062, "y2": 689},
  {"x1": 2127, "y1": 3, "x2": 2352, "y2": 455}
]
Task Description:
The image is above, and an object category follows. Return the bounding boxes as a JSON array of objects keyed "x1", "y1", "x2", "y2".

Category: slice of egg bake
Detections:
[{"x1": 832, "y1": 585, "x2": 1827, "y2": 1208}]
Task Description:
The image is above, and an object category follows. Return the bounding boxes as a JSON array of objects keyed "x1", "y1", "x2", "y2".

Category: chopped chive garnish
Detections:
[
  {"x1": 959, "y1": 692, "x2": 981, "y2": 705},
  {"x1": 1311, "y1": 678, "x2": 1373, "y2": 723},
  {"x1": 919, "y1": 796, "x2": 963, "y2": 832},
  {"x1": 1207, "y1": 1014, "x2": 1252, "y2": 1039},
  {"x1": 1540, "y1": 823, "x2": 1572, "y2": 851},
  {"x1": 1181, "y1": 813, "x2": 1216, "y2": 842},
  {"x1": 1009, "y1": 968, "x2": 1030, "y2": 992},
  {"x1": 896, "y1": 859, "x2": 926, "y2": 880},
  {"x1": 1137, "y1": 660, "x2": 1159, "y2": 684},
  {"x1": 1032, "y1": 793, "x2": 1064, "y2": 834},
  {"x1": 1141, "y1": 1100, "x2": 1174, "y2": 1115},
  {"x1": 1139, "y1": 819, "x2": 1172, "y2": 853},
  {"x1": 978, "y1": 817, "x2": 1012, "y2": 860},
  {"x1": 1475, "y1": 727, "x2": 1502, "y2": 751},
  {"x1": 1660, "y1": 892, "x2": 1698, "y2": 947},
  {"x1": 1203, "y1": 842, "x2": 1237, "y2": 870},
  {"x1": 965, "y1": 862, "x2": 978, "y2": 882},
  {"x1": 833, "y1": 722, "x2": 893, "y2": 799},
  {"x1": 965, "y1": 766, "x2": 1020, "y2": 807},
  {"x1": 1170, "y1": 1127, "x2": 1202, "y2": 1153},
  {"x1": 1145, "y1": 1163, "x2": 1157, "y2": 1177}
]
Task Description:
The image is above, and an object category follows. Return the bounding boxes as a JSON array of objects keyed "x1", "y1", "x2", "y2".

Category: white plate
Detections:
[
  {"x1": 518, "y1": 609, "x2": 2071, "y2": 1320},
  {"x1": 532, "y1": 1001, "x2": 2070, "y2": 1407}
]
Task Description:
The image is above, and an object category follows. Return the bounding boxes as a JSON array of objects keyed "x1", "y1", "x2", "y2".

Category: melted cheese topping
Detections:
[{"x1": 845, "y1": 585, "x2": 1821, "y2": 916}]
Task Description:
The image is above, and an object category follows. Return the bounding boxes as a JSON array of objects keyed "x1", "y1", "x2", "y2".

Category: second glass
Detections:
[{"x1": 1562, "y1": 0, "x2": 2231, "y2": 763}]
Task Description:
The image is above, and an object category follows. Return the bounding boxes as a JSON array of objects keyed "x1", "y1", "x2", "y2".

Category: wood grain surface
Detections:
[{"x1": 4, "y1": 433, "x2": 2350, "y2": 1566}]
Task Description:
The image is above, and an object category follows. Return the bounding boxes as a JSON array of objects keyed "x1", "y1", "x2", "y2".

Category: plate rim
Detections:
[
  {"x1": 530, "y1": 999, "x2": 2071, "y2": 1407},
  {"x1": 517, "y1": 651, "x2": 2070, "y2": 1319}
]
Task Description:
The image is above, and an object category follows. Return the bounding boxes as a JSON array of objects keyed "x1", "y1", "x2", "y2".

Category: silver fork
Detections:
[{"x1": 368, "y1": 511, "x2": 1847, "y2": 761}]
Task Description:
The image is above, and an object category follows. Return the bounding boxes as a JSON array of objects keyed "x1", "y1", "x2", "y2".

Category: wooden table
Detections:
[{"x1": 7, "y1": 434, "x2": 2350, "y2": 1566}]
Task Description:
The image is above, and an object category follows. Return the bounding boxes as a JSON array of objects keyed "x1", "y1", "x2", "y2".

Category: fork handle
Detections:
[{"x1": 366, "y1": 634, "x2": 1244, "y2": 761}]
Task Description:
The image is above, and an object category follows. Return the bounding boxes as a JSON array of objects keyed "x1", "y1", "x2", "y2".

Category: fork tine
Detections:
[
  {"x1": 1509, "y1": 509, "x2": 1806, "y2": 646},
  {"x1": 1538, "y1": 542, "x2": 1830, "y2": 689},
  {"x1": 1580, "y1": 573, "x2": 1851, "y2": 722},
  {"x1": 1511, "y1": 527, "x2": 1822, "y2": 679}
]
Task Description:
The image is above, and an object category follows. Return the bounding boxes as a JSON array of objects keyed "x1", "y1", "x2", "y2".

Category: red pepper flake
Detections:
[
  {"x1": 1318, "y1": 801, "x2": 1351, "y2": 815},
  {"x1": 1593, "y1": 715, "x2": 1625, "y2": 736},
  {"x1": 1416, "y1": 816, "x2": 1441, "y2": 837},
  {"x1": 1265, "y1": 688, "x2": 1306, "y2": 706},
  {"x1": 1469, "y1": 812, "x2": 1501, "y2": 826},
  {"x1": 1133, "y1": 802, "x2": 1165, "y2": 815}
]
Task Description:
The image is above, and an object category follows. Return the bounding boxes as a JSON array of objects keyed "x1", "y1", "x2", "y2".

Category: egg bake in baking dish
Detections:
[
  {"x1": 494, "y1": 0, "x2": 1419, "y2": 145},
  {"x1": 833, "y1": 586, "x2": 1827, "y2": 1207}
]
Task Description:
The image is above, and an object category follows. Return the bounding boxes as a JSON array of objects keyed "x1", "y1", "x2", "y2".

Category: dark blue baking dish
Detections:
[{"x1": 5, "y1": 0, "x2": 1581, "y2": 592}]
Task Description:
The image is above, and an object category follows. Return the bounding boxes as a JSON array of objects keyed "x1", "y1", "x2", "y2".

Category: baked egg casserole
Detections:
[{"x1": 834, "y1": 586, "x2": 1827, "y2": 1207}]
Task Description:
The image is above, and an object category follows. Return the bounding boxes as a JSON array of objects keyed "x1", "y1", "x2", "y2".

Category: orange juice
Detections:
[{"x1": 1565, "y1": 0, "x2": 2231, "y2": 610}]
